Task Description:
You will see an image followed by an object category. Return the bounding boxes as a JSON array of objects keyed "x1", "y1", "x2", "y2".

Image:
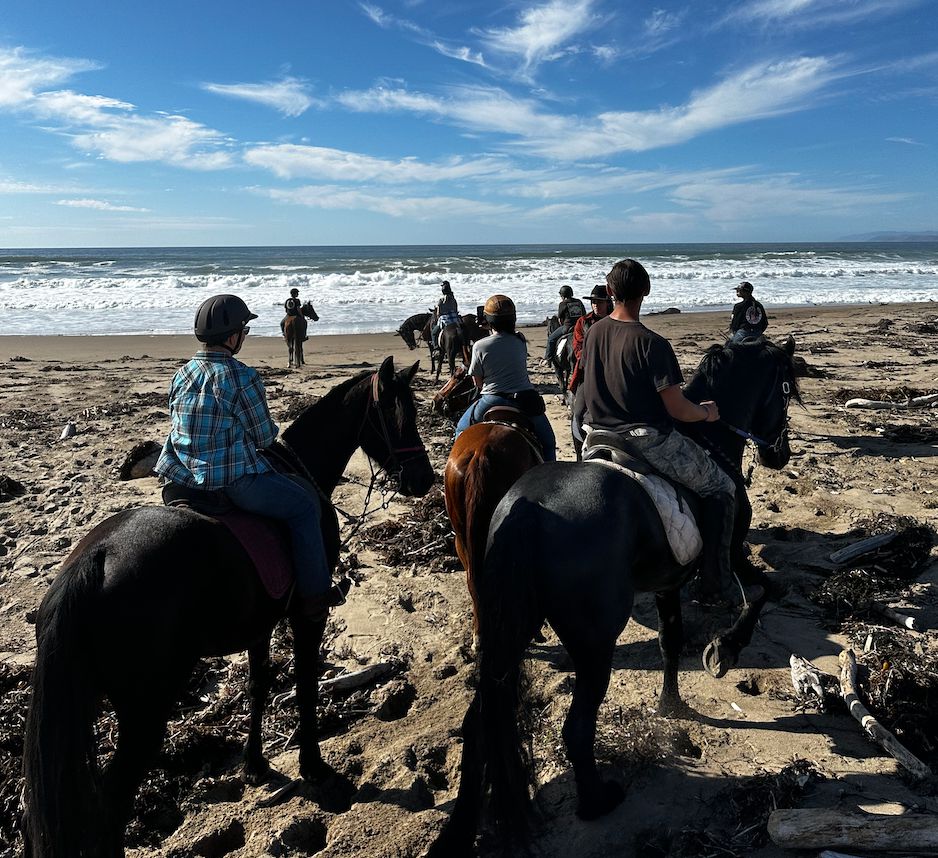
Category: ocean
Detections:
[{"x1": 1, "y1": 243, "x2": 937, "y2": 337}]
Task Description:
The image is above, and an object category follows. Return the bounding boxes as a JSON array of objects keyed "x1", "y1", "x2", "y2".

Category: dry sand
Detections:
[{"x1": 2, "y1": 302, "x2": 938, "y2": 857}]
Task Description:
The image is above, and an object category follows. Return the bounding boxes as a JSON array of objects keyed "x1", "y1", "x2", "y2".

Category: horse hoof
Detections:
[
  {"x1": 702, "y1": 638, "x2": 735, "y2": 679},
  {"x1": 242, "y1": 758, "x2": 273, "y2": 785},
  {"x1": 576, "y1": 780, "x2": 625, "y2": 821},
  {"x1": 300, "y1": 756, "x2": 335, "y2": 784},
  {"x1": 656, "y1": 694, "x2": 689, "y2": 718}
]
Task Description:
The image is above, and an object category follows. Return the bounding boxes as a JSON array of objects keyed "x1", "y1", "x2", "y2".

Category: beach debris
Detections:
[
  {"x1": 828, "y1": 532, "x2": 899, "y2": 566},
  {"x1": 59, "y1": 420, "x2": 77, "y2": 440},
  {"x1": 118, "y1": 440, "x2": 161, "y2": 480},
  {"x1": 320, "y1": 661, "x2": 396, "y2": 693},
  {"x1": 789, "y1": 654, "x2": 826, "y2": 707},
  {"x1": 880, "y1": 424, "x2": 938, "y2": 444},
  {"x1": 870, "y1": 600, "x2": 919, "y2": 631},
  {"x1": 790, "y1": 355, "x2": 825, "y2": 378},
  {"x1": 844, "y1": 392, "x2": 938, "y2": 409},
  {"x1": 873, "y1": 318, "x2": 894, "y2": 332},
  {"x1": 254, "y1": 776, "x2": 303, "y2": 809},
  {"x1": 769, "y1": 807, "x2": 938, "y2": 852},
  {"x1": 839, "y1": 648, "x2": 931, "y2": 780},
  {"x1": 9, "y1": 355, "x2": 29, "y2": 362},
  {"x1": 0, "y1": 476, "x2": 26, "y2": 503},
  {"x1": 831, "y1": 385, "x2": 931, "y2": 406}
]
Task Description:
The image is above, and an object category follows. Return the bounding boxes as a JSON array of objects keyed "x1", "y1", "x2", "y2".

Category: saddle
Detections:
[
  {"x1": 554, "y1": 333, "x2": 571, "y2": 362},
  {"x1": 479, "y1": 405, "x2": 544, "y2": 463},
  {"x1": 161, "y1": 444, "x2": 332, "y2": 600},
  {"x1": 582, "y1": 430, "x2": 702, "y2": 566}
]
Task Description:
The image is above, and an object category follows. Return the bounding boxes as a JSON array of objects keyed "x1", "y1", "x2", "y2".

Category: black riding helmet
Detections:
[
  {"x1": 194, "y1": 294, "x2": 257, "y2": 343},
  {"x1": 441, "y1": 280, "x2": 452, "y2": 294},
  {"x1": 559, "y1": 285, "x2": 573, "y2": 298}
]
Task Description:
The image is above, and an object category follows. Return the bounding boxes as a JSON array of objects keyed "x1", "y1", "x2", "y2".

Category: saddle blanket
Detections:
[
  {"x1": 586, "y1": 459, "x2": 702, "y2": 566},
  {"x1": 436, "y1": 312, "x2": 461, "y2": 348},
  {"x1": 215, "y1": 511, "x2": 293, "y2": 599},
  {"x1": 554, "y1": 334, "x2": 570, "y2": 360}
]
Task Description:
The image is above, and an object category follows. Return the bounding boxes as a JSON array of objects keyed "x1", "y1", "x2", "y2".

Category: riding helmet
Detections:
[
  {"x1": 483, "y1": 294, "x2": 516, "y2": 324},
  {"x1": 559, "y1": 285, "x2": 573, "y2": 298},
  {"x1": 194, "y1": 294, "x2": 257, "y2": 343},
  {"x1": 441, "y1": 281, "x2": 452, "y2": 294},
  {"x1": 290, "y1": 288, "x2": 300, "y2": 297}
]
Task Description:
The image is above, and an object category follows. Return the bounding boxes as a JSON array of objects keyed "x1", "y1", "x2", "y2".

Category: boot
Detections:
[
  {"x1": 298, "y1": 577, "x2": 352, "y2": 622},
  {"x1": 694, "y1": 491, "x2": 735, "y2": 606}
]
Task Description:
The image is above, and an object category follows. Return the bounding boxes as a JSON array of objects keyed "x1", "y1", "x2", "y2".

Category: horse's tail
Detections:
[
  {"x1": 462, "y1": 442, "x2": 495, "y2": 624},
  {"x1": 23, "y1": 546, "x2": 106, "y2": 857}
]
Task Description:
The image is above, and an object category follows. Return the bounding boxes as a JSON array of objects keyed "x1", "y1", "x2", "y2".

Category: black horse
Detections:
[
  {"x1": 428, "y1": 337, "x2": 799, "y2": 856},
  {"x1": 423, "y1": 314, "x2": 488, "y2": 382},
  {"x1": 23, "y1": 356, "x2": 435, "y2": 858},
  {"x1": 395, "y1": 312, "x2": 432, "y2": 353},
  {"x1": 546, "y1": 315, "x2": 574, "y2": 395}
]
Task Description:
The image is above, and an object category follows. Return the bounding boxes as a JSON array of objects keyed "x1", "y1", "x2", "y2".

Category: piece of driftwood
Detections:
[
  {"x1": 768, "y1": 808, "x2": 938, "y2": 851},
  {"x1": 790, "y1": 653, "x2": 826, "y2": 703},
  {"x1": 320, "y1": 662, "x2": 394, "y2": 693},
  {"x1": 839, "y1": 648, "x2": 931, "y2": 780},
  {"x1": 829, "y1": 532, "x2": 898, "y2": 566},
  {"x1": 844, "y1": 392, "x2": 938, "y2": 409},
  {"x1": 870, "y1": 599, "x2": 920, "y2": 631},
  {"x1": 254, "y1": 777, "x2": 303, "y2": 808},
  {"x1": 819, "y1": 852, "x2": 865, "y2": 858}
]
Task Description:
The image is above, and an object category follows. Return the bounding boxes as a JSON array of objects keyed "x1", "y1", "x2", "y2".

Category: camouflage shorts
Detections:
[{"x1": 626, "y1": 427, "x2": 735, "y2": 497}]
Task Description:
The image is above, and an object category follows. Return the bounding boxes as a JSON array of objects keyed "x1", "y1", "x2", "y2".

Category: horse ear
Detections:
[
  {"x1": 400, "y1": 361, "x2": 419, "y2": 384},
  {"x1": 783, "y1": 335, "x2": 796, "y2": 357},
  {"x1": 377, "y1": 356, "x2": 395, "y2": 396}
]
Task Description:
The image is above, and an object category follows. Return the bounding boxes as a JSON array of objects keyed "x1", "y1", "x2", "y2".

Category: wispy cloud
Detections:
[
  {"x1": 55, "y1": 198, "x2": 149, "y2": 212},
  {"x1": 478, "y1": 0, "x2": 598, "y2": 77},
  {"x1": 337, "y1": 56, "x2": 841, "y2": 159},
  {"x1": 0, "y1": 179, "x2": 71, "y2": 194},
  {"x1": 724, "y1": 0, "x2": 919, "y2": 28},
  {"x1": 244, "y1": 143, "x2": 506, "y2": 183},
  {"x1": 886, "y1": 136, "x2": 926, "y2": 146},
  {"x1": 263, "y1": 184, "x2": 515, "y2": 219},
  {"x1": 360, "y1": 4, "x2": 486, "y2": 68},
  {"x1": 0, "y1": 46, "x2": 234, "y2": 169},
  {"x1": 201, "y1": 77, "x2": 314, "y2": 117}
]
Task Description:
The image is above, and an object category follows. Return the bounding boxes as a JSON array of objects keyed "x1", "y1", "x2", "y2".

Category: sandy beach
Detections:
[{"x1": 3, "y1": 301, "x2": 938, "y2": 857}]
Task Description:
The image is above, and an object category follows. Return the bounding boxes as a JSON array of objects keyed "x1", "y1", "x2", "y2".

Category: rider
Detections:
[
  {"x1": 579, "y1": 260, "x2": 735, "y2": 604},
  {"x1": 155, "y1": 294, "x2": 350, "y2": 620},
  {"x1": 542, "y1": 285, "x2": 586, "y2": 367},
  {"x1": 430, "y1": 280, "x2": 462, "y2": 351},
  {"x1": 729, "y1": 281, "x2": 768, "y2": 342},
  {"x1": 285, "y1": 287, "x2": 302, "y2": 316},
  {"x1": 455, "y1": 294, "x2": 556, "y2": 461},
  {"x1": 568, "y1": 284, "x2": 613, "y2": 394}
]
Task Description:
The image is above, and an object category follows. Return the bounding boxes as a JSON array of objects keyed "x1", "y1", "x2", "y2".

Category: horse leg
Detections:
[
  {"x1": 561, "y1": 642, "x2": 623, "y2": 820},
  {"x1": 655, "y1": 589, "x2": 685, "y2": 715},
  {"x1": 243, "y1": 636, "x2": 274, "y2": 783},
  {"x1": 289, "y1": 614, "x2": 331, "y2": 781},
  {"x1": 702, "y1": 586, "x2": 768, "y2": 679},
  {"x1": 297, "y1": 337, "x2": 304, "y2": 367}
]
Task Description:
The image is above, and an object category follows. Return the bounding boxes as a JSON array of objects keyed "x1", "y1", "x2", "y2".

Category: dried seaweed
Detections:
[
  {"x1": 882, "y1": 425, "x2": 938, "y2": 444},
  {"x1": 594, "y1": 705, "x2": 701, "y2": 770},
  {"x1": 0, "y1": 663, "x2": 31, "y2": 853},
  {"x1": 830, "y1": 385, "x2": 933, "y2": 405}
]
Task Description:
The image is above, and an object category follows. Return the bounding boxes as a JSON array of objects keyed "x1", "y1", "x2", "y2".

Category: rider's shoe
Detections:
[{"x1": 298, "y1": 578, "x2": 352, "y2": 622}]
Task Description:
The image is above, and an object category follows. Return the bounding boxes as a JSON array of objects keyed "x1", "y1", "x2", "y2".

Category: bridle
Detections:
[
  {"x1": 363, "y1": 371, "x2": 429, "y2": 487},
  {"x1": 720, "y1": 364, "x2": 792, "y2": 456}
]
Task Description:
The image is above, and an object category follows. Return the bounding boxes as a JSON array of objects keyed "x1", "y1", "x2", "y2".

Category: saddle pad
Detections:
[
  {"x1": 554, "y1": 334, "x2": 570, "y2": 360},
  {"x1": 215, "y1": 510, "x2": 293, "y2": 599},
  {"x1": 587, "y1": 459, "x2": 702, "y2": 566}
]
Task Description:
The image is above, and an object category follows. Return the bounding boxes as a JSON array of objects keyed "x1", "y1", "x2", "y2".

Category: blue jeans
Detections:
[
  {"x1": 545, "y1": 324, "x2": 570, "y2": 360},
  {"x1": 455, "y1": 394, "x2": 557, "y2": 462},
  {"x1": 226, "y1": 471, "x2": 330, "y2": 597}
]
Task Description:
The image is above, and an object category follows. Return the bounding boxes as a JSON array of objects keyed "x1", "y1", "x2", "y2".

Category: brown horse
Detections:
[
  {"x1": 444, "y1": 419, "x2": 543, "y2": 648},
  {"x1": 282, "y1": 301, "x2": 320, "y2": 368},
  {"x1": 423, "y1": 313, "x2": 488, "y2": 381},
  {"x1": 431, "y1": 366, "x2": 476, "y2": 422}
]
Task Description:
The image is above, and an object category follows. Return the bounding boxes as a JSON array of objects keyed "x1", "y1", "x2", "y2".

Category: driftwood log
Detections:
[
  {"x1": 769, "y1": 808, "x2": 938, "y2": 851},
  {"x1": 828, "y1": 532, "x2": 897, "y2": 566},
  {"x1": 839, "y1": 648, "x2": 931, "y2": 780},
  {"x1": 844, "y1": 392, "x2": 938, "y2": 409},
  {"x1": 320, "y1": 662, "x2": 394, "y2": 693}
]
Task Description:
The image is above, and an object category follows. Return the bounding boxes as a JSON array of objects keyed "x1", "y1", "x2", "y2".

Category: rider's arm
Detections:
[
  {"x1": 237, "y1": 369, "x2": 279, "y2": 449},
  {"x1": 659, "y1": 385, "x2": 720, "y2": 423}
]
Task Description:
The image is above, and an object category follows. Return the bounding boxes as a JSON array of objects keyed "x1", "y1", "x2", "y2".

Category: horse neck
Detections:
[
  {"x1": 281, "y1": 375, "x2": 371, "y2": 495},
  {"x1": 681, "y1": 367, "x2": 748, "y2": 475}
]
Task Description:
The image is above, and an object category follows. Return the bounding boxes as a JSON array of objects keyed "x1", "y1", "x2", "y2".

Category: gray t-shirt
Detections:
[{"x1": 468, "y1": 332, "x2": 533, "y2": 395}]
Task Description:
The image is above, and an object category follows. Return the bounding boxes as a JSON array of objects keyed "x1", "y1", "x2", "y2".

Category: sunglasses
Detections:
[{"x1": 242, "y1": 326, "x2": 251, "y2": 335}]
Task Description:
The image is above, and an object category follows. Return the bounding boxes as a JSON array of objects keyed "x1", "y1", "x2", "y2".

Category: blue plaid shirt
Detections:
[{"x1": 155, "y1": 351, "x2": 278, "y2": 490}]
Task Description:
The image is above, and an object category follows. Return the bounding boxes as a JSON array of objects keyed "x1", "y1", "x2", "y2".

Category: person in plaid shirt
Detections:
[{"x1": 156, "y1": 294, "x2": 349, "y2": 620}]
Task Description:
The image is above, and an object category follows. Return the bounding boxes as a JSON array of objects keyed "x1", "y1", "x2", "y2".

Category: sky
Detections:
[{"x1": 0, "y1": 0, "x2": 935, "y2": 247}]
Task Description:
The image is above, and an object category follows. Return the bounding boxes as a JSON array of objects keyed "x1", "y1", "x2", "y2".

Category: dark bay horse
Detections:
[
  {"x1": 23, "y1": 357, "x2": 435, "y2": 858},
  {"x1": 282, "y1": 300, "x2": 319, "y2": 368},
  {"x1": 431, "y1": 366, "x2": 476, "y2": 422},
  {"x1": 444, "y1": 420, "x2": 543, "y2": 648},
  {"x1": 395, "y1": 312, "x2": 432, "y2": 353},
  {"x1": 546, "y1": 315, "x2": 574, "y2": 394},
  {"x1": 423, "y1": 313, "x2": 488, "y2": 381},
  {"x1": 428, "y1": 337, "x2": 799, "y2": 856}
]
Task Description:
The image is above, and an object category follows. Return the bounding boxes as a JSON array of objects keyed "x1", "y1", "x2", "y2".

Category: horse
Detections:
[
  {"x1": 427, "y1": 337, "x2": 800, "y2": 857},
  {"x1": 395, "y1": 312, "x2": 432, "y2": 353},
  {"x1": 423, "y1": 313, "x2": 488, "y2": 382},
  {"x1": 22, "y1": 356, "x2": 435, "y2": 858},
  {"x1": 282, "y1": 301, "x2": 320, "y2": 368},
  {"x1": 431, "y1": 366, "x2": 476, "y2": 423},
  {"x1": 546, "y1": 315, "x2": 574, "y2": 395},
  {"x1": 444, "y1": 417, "x2": 543, "y2": 650}
]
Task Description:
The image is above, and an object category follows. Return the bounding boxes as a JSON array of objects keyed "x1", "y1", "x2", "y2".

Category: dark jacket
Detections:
[{"x1": 730, "y1": 297, "x2": 767, "y2": 336}]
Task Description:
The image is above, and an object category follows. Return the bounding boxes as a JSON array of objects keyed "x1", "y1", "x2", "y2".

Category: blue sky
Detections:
[{"x1": 0, "y1": 0, "x2": 935, "y2": 247}]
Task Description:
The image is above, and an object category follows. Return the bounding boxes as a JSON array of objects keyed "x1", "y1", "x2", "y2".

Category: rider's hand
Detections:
[{"x1": 701, "y1": 400, "x2": 720, "y2": 422}]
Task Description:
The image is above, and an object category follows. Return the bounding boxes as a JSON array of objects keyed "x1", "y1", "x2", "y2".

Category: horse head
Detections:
[
  {"x1": 397, "y1": 323, "x2": 418, "y2": 350},
  {"x1": 689, "y1": 336, "x2": 801, "y2": 471},
  {"x1": 360, "y1": 356, "x2": 435, "y2": 496},
  {"x1": 301, "y1": 301, "x2": 319, "y2": 322}
]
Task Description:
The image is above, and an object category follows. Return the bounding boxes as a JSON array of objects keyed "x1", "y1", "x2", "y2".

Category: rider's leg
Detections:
[
  {"x1": 454, "y1": 394, "x2": 509, "y2": 439},
  {"x1": 544, "y1": 325, "x2": 566, "y2": 361},
  {"x1": 530, "y1": 414, "x2": 557, "y2": 461}
]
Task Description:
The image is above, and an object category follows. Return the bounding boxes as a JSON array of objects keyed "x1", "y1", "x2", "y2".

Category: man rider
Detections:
[
  {"x1": 568, "y1": 284, "x2": 613, "y2": 394},
  {"x1": 455, "y1": 294, "x2": 556, "y2": 461},
  {"x1": 431, "y1": 280, "x2": 462, "y2": 351},
  {"x1": 282, "y1": 287, "x2": 308, "y2": 341},
  {"x1": 543, "y1": 285, "x2": 586, "y2": 367},
  {"x1": 156, "y1": 294, "x2": 350, "y2": 621},
  {"x1": 580, "y1": 259, "x2": 735, "y2": 604},
  {"x1": 730, "y1": 281, "x2": 768, "y2": 342}
]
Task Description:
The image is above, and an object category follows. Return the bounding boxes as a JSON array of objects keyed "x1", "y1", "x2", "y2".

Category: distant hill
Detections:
[{"x1": 841, "y1": 231, "x2": 938, "y2": 242}]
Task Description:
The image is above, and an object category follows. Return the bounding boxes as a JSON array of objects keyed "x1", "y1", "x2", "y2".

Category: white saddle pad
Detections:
[
  {"x1": 554, "y1": 334, "x2": 570, "y2": 360},
  {"x1": 587, "y1": 459, "x2": 702, "y2": 566}
]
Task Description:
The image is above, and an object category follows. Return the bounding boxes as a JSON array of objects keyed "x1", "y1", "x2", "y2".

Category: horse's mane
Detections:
[
  {"x1": 283, "y1": 370, "x2": 372, "y2": 439},
  {"x1": 693, "y1": 338, "x2": 801, "y2": 404}
]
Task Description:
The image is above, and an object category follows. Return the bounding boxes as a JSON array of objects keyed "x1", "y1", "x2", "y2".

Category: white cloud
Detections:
[
  {"x1": 243, "y1": 143, "x2": 506, "y2": 183},
  {"x1": 0, "y1": 46, "x2": 99, "y2": 107},
  {"x1": 201, "y1": 77, "x2": 314, "y2": 117},
  {"x1": 430, "y1": 41, "x2": 487, "y2": 68},
  {"x1": 33, "y1": 90, "x2": 134, "y2": 124},
  {"x1": 337, "y1": 56, "x2": 841, "y2": 159},
  {"x1": 479, "y1": 0, "x2": 597, "y2": 76},
  {"x1": 0, "y1": 179, "x2": 63, "y2": 194},
  {"x1": 55, "y1": 198, "x2": 149, "y2": 212},
  {"x1": 886, "y1": 137, "x2": 926, "y2": 146},
  {"x1": 724, "y1": 0, "x2": 919, "y2": 27},
  {"x1": 264, "y1": 184, "x2": 515, "y2": 219},
  {"x1": 520, "y1": 202, "x2": 597, "y2": 219}
]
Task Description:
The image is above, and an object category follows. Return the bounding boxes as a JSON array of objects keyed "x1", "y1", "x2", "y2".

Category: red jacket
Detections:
[{"x1": 568, "y1": 311, "x2": 600, "y2": 392}]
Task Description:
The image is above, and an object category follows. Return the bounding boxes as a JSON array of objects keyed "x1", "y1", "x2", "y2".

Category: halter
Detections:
[
  {"x1": 364, "y1": 371, "x2": 429, "y2": 487},
  {"x1": 720, "y1": 367, "x2": 792, "y2": 456}
]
